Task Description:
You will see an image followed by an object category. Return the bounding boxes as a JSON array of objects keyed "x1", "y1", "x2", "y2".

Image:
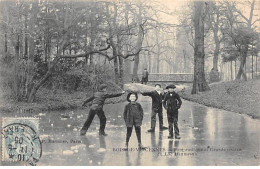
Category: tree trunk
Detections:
[
  {"x1": 13, "y1": 36, "x2": 20, "y2": 101},
  {"x1": 4, "y1": 33, "x2": 8, "y2": 53},
  {"x1": 213, "y1": 40, "x2": 220, "y2": 71},
  {"x1": 25, "y1": 0, "x2": 38, "y2": 99},
  {"x1": 183, "y1": 49, "x2": 187, "y2": 73},
  {"x1": 132, "y1": 5, "x2": 143, "y2": 82},
  {"x1": 212, "y1": 7, "x2": 220, "y2": 72},
  {"x1": 235, "y1": 60, "x2": 237, "y2": 75},
  {"x1": 256, "y1": 55, "x2": 258, "y2": 76},
  {"x1": 156, "y1": 28, "x2": 160, "y2": 73},
  {"x1": 220, "y1": 63, "x2": 223, "y2": 80},
  {"x1": 27, "y1": 31, "x2": 69, "y2": 102},
  {"x1": 26, "y1": 35, "x2": 36, "y2": 98},
  {"x1": 113, "y1": 54, "x2": 119, "y2": 84},
  {"x1": 89, "y1": 12, "x2": 96, "y2": 65},
  {"x1": 28, "y1": 71, "x2": 51, "y2": 102},
  {"x1": 132, "y1": 53, "x2": 140, "y2": 82},
  {"x1": 235, "y1": 1, "x2": 255, "y2": 80},
  {"x1": 116, "y1": 33, "x2": 124, "y2": 85},
  {"x1": 118, "y1": 56, "x2": 124, "y2": 85},
  {"x1": 148, "y1": 51, "x2": 151, "y2": 73},
  {"x1": 56, "y1": 33, "x2": 59, "y2": 54},
  {"x1": 24, "y1": 13, "x2": 28, "y2": 58},
  {"x1": 230, "y1": 61, "x2": 233, "y2": 80},
  {"x1": 251, "y1": 54, "x2": 254, "y2": 79},
  {"x1": 236, "y1": 45, "x2": 248, "y2": 81},
  {"x1": 191, "y1": 1, "x2": 210, "y2": 94}
]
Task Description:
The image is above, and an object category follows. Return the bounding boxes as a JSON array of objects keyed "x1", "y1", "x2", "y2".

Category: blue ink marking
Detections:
[{"x1": 2, "y1": 118, "x2": 42, "y2": 166}]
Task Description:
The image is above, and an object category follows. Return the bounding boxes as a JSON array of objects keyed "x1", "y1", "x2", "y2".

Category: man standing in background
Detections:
[{"x1": 141, "y1": 68, "x2": 149, "y2": 85}]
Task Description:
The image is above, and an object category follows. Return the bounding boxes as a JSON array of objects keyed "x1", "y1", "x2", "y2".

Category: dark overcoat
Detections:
[{"x1": 123, "y1": 102, "x2": 143, "y2": 127}]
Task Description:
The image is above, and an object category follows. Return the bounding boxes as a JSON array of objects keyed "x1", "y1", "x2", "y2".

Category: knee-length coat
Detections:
[{"x1": 123, "y1": 102, "x2": 143, "y2": 127}]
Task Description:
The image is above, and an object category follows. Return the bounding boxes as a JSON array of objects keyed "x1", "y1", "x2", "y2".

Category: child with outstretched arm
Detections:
[
  {"x1": 81, "y1": 84, "x2": 125, "y2": 136},
  {"x1": 141, "y1": 84, "x2": 168, "y2": 132}
]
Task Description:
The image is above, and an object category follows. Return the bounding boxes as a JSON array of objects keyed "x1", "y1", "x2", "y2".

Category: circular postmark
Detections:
[{"x1": 2, "y1": 123, "x2": 42, "y2": 165}]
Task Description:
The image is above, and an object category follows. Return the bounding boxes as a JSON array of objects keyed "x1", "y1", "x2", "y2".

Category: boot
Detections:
[
  {"x1": 175, "y1": 135, "x2": 181, "y2": 139},
  {"x1": 99, "y1": 132, "x2": 108, "y2": 136},
  {"x1": 147, "y1": 128, "x2": 155, "y2": 132},
  {"x1": 124, "y1": 142, "x2": 129, "y2": 150},
  {"x1": 138, "y1": 143, "x2": 145, "y2": 150},
  {"x1": 80, "y1": 129, "x2": 87, "y2": 136},
  {"x1": 168, "y1": 135, "x2": 173, "y2": 139},
  {"x1": 160, "y1": 126, "x2": 168, "y2": 130}
]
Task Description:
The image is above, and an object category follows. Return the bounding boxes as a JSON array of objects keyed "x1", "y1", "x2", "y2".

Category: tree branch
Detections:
[
  {"x1": 59, "y1": 43, "x2": 111, "y2": 59},
  {"x1": 234, "y1": 8, "x2": 249, "y2": 23},
  {"x1": 252, "y1": 19, "x2": 260, "y2": 26}
]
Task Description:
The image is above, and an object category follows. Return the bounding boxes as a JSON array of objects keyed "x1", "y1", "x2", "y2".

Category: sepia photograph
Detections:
[{"x1": 0, "y1": 0, "x2": 259, "y2": 166}]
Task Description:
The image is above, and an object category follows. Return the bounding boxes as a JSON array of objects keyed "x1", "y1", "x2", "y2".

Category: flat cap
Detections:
[{"x1": 165, "y1": 84, "x2": 176, "y2": 89}]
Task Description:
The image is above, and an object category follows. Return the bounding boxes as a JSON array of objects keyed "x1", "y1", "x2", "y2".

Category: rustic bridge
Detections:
[{"x1": 132, "y1": 73, "x2": 194, "y2": 83}]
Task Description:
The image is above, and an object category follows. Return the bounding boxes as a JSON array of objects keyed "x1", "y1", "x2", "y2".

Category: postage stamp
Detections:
[{"x1": 1, "y1": 117, "x2": 42, "y2": 165}]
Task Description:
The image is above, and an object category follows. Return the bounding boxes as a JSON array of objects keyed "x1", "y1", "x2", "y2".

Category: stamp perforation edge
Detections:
[{"x1": 1, "y1": 117, "x2": 40, "y2": 162}]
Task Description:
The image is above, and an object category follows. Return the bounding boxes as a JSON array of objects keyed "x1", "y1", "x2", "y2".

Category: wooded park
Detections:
[{"x1": 0, "y1": 0, "x2": 259, "y2": 104}]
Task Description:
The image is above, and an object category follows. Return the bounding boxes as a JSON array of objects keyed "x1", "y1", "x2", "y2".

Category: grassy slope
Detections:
[
  {"x1": 179, "y1": 77, "x2": 260, "y2": 119},
  {"x1": 1, "y1": 79, "x2": 259, "y2": 119},
  {"x1": 0, "y1": 88, "x2": 126, "y2": 113}
]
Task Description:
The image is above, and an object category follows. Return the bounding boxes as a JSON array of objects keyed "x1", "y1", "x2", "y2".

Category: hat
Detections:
[
  {"x1": 126, "y1": 92, "x2": 138, "y2": 102},
  {"x1": 98, "y1": 84, "x2": 107, "y2": 91},
  {"x1": 165, "y1": 84, "x2": 176, "y2": 89},
  {"x1": 155, "y1": 84, "x2": 161, "y2": 88}
]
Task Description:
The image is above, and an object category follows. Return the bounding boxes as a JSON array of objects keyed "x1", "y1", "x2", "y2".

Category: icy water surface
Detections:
[{"x1": 1, "y1": 95, "x2": 259, "y2": 166}]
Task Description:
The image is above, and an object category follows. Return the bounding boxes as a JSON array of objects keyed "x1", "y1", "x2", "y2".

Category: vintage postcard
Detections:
[{"x1": 0, "y1": 0, "x2": 259, "y2": 166}]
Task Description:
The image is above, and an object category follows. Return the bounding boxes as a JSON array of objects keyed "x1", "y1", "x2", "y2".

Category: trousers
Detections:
[
  {"x1": 126, "y1": 125, "x2": 141, "y2": 143},
  {"x1": 167, "y1": 109, "x2": 179, "y2": 136},
  {"x1": 151, "y1": 108, "x2": 163, "y2": 129},
  {"x1": 82, "y1": 108, "x2": 106, "y2": 133}
]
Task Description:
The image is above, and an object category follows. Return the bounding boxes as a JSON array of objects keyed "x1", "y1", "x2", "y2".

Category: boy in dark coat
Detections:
[
  {"x1": 141, "y1": 84, "x2": 168, "y2": 132},
  {"x1": 163, "y1": 84, "x2": 182, "y2": 139},
  {"x1": 81, "y1": 84, "x2": 125, "y2": 136},
  {"x1": 123, "y1": 92, "x2": 144, "y2": 149}
]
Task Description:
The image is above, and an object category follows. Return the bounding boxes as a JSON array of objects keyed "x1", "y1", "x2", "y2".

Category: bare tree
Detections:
[
  {"x1": 191, "y1": 1, "x2": 210, "y2": 94},
  {"x1": 222, "y1": 0, "x2": 259, "y2": 81}
]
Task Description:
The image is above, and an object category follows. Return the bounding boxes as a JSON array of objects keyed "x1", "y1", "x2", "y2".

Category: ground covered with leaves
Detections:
[{"x1": 179, "y1": 77, "x2": 260, "y2": 119}]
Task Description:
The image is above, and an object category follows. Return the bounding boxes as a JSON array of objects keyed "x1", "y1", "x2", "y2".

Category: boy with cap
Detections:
[
  {"x1": 163, "y1": 84, "x2": 182, "y2": 139},
  {"x1": 141, "y1": 84, "x2": 168, "y2": 132},
  {"x1": 81, "y1": 84, "x2": 125, "y2": 136}
]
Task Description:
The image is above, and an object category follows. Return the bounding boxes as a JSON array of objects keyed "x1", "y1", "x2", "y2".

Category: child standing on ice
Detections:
[
  {"x1": 123, "y1": 92, "x2": 145, "y2": 149},
  {"x1": 163, "y1": 84, "x2": 182, "y2": 139}
]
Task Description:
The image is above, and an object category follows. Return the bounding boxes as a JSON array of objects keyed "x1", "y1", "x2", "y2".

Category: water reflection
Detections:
[
  {"x1": 150, "y1": 132, "x2": 163, "y2": 160},
  {"x1": 135, "y1": 150, "x2": 141, "y2": 165},
  {"x1": 125, "y1": 151, "x2": 132, "y2": 166},
  {"x1": 167, "y1": 139, "x2": 180, "y2": 153},
  {"x1": 81, "y1": 136, "x2": 106, "y2": 166},
  {"x1": 99, "y1": 135, "x2": 106, "y2": 149},
  {"x1": 3, "y1": 100, "x2": 257, "y2": 166}
]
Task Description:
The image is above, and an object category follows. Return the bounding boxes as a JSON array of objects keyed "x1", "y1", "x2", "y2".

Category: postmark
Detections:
[{"x1": 1, "y1": 117, "x2": 42, "y2": 165}]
